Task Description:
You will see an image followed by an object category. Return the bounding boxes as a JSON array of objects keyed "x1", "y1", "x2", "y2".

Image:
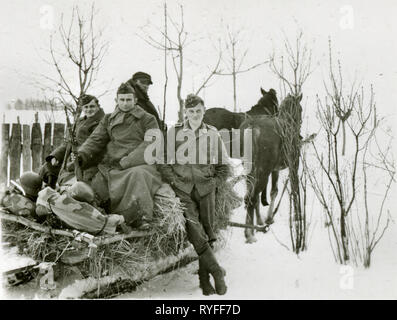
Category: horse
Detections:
[
  {"x1": 202, "y1": 88, "x2": 279, "y2": 232},
  {"x1": 240, "y1": 93, "x2": 303, "y2": 243},
  {"x1": 203, "y1": 88, "x2": 278, "y2": 131}
]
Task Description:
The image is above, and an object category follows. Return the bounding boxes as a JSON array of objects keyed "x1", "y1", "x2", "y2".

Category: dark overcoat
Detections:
[
  {"x1": 43, "y1": 108, "x2": 105, "y2": 184},
  {"x1": 78, "y1": 105, "x2": 162, "y2": 221}
]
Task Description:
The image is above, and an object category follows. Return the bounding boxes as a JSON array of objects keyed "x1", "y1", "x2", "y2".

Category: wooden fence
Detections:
[{"x1": 0, "y1": 115, "x2": 66, "y2": 185}]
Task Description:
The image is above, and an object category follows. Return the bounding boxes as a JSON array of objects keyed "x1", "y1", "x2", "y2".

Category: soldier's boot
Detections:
[
  {"x1": 200, "y1": 248, "x2": 227, "y2": 295},
  {"x1": 198, "y1": 257, "x2": 215, "y2": 296}
]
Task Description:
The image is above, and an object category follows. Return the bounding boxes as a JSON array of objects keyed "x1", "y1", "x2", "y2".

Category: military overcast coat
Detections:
[
  {"x1": 44, "y1": 108, "x2": 105, "y2": 183},
  {"x1": 77, "y1": 105, "x2": 162, "y2": 218},
  {"x1": 78, "y1": 105, "x2": 157, "y2": 169},
  {"x1": 157, "y1": 121, "x2": 231, "y2": 197}
]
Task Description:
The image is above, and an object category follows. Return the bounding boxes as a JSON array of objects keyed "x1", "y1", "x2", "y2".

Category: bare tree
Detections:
[
  {"x1": 138, "y1": 4, "x2": 221, "y2": 122},
  {"x1": 305, "y1": 45, "x2": 393, "y2": 265},
  {"x1": 269, "y1": 31, "x2": 314, "y2": 98},
  {"x1": 31, "y1": 4, "x2": 109, "y2": 181},
  {"x1": 269, "y1": 31, "x2": 314, "y2": 254},
  {"x1": 215, "y1": 25, "x2": 269, "y2": 112},
  {"x1": 36, "y1": 4, "x2": 109, "y2": 114}
]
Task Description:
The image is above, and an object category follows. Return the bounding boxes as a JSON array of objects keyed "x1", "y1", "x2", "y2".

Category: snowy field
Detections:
[{"x1": 1, "y1": 177, "x2": 396, "y2": 300}]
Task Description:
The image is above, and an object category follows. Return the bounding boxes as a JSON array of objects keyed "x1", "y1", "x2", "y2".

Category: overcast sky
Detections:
[{"x1": 0, "y1": 0, "x2": 396, "y2": 128}]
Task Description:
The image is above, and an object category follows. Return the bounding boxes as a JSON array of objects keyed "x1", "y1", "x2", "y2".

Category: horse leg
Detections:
[
  {"x1": 260, "y1": 183, "x2": 269, "y2": 206},
  {"x1": 255, "y1": 198, "x2": 264, "y2": 226},
  {"x1": 265, "y1": 171, "x2": 279, "y2": 225},
  {"x1": 244, "y1": 181, "x2": 259, "y2": 243},
  {"x1": 256, "y1": 175, "x2": 269, "y2": 226}
]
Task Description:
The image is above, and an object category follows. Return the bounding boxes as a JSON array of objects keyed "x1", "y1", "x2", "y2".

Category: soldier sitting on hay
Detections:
[
  {"x1": 39, "y1": 94, "x2": 105, "y2": 189},
  {"x1": 76, "y1": 83, "x2": 163, "y2": 231},
  {"x1": 157, "y1": 94, "x2": 232, "y2": 296}
]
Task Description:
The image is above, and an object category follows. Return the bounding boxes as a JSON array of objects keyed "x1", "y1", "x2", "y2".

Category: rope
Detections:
[{"x1": 94, "y1": 215, "x2": 109, "y2": 236}]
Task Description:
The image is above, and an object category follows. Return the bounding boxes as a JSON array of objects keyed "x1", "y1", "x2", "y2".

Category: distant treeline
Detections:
[{"x1": 6, "y1": 98, "x2": 69, "y2": 111}]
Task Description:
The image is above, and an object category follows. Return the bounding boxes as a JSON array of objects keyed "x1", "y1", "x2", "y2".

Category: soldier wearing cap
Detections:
[
  {"x1": 157, "y1": 94, "x2": 231, "y2": 296},
  {"x1": 127, "y1": 71, "x2": 164, "y2": 130},
  {"x1": 77, "y1": 83, "x2": 162, "y2": 230},
  {"x1": 39, "y1": 94, "x2": 105, "y2": 187}
]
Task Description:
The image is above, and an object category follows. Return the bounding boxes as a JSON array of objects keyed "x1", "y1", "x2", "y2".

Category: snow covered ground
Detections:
[
  {"x1": 113, "y1": 179, "x2": 397, "y2": 300},
  {"x1": 1, "y1": 177, "x2": 396, "y2": 300}
]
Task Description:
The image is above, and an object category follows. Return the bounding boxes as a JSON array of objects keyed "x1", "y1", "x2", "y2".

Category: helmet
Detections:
[
  {"x1": 19, "y1": 172, "x2": 43, "y2": 197},
  {"x1": 67, "y1": 181, "x2": 95, "y2": 204}
]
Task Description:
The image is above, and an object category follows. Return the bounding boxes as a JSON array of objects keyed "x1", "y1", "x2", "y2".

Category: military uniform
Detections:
[
  {"x1": 158, "y1": 121, "x2": 231, "y2": 254},
  {"x1": 40, "y1": 108, "x2": 105, "y2": 186},
  {"x1": 78, "y1": 105, "x2": 162, "y2": 225}
]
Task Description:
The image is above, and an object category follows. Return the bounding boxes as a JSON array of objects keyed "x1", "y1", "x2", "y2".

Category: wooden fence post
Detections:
[
  {"x1": 42, "y1": 123, "x2": 52, "y2": 163},
  {"x1": 53, "y1": 123, "x2": 65, "y2": 149},
  {"x1": 22, "y1": 124, "x2": 32, "y2": 172},
  {"x1": 1, "y1": 123, "x2": 10, "y2": 185},
  {"x1": 31, "y1": 113, "x2": 42, "y2": 173},
  {"x1": 9, "y1": 117, "x2": 22, "y2": 181}
]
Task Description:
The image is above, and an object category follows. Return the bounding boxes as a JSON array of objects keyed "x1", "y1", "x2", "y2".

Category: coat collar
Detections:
[
  {"x1": 133, "y1": 83, "x2": 149, "y2": 102},
  {"x1": 81, "y1": 107, "x2": 105, "y2": 122},
  {"x1": 182, "y1": 121, "x2": 208, "y2": 134},
  {"x1": 109, "y1": 105, "x2": 145, "y2": 121}
]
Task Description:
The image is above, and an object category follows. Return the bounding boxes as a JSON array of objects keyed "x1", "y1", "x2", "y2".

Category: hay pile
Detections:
[{"x1": 1, "y1": 178, "x2": 242, "y2": 284}]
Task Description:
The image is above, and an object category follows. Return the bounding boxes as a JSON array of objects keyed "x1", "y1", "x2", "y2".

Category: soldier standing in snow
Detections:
[{"x1": 157, "y1": 94, "x2": 231, "y2": 295}]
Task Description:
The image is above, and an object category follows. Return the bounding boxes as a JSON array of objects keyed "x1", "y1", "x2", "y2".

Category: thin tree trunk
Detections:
[
  {"x1": 162, "y1": 2, "x2": 168, "y2": 126},
  {"x1": 177, "y1": 47, "x2": 184, "y2": 122},
  {"x1": 340, "y1": 209, "x2": 349, "y2": 262}
]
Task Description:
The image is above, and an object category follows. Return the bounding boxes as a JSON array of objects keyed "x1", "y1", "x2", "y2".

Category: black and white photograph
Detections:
[{"x1": 0, "y1": 0, "x2": 396, "y2": 303}]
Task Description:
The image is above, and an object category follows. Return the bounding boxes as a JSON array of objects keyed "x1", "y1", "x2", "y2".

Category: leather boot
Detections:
[
  {"x1": 200, "y1": 248, "x2": 227, "y2": 295},
  {"x1": 198, "y1": 257, "x2": 216, "y2": 296}
]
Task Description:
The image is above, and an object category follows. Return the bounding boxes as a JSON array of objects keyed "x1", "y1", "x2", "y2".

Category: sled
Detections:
[{"x1": 1, "y1": 178, "x2": 242, "y2": 299}]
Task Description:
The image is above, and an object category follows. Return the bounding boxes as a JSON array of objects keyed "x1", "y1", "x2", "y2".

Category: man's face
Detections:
[
  {"x1": 117, "y1": 93, "x2": 136, "y2": 112},
  {"x1": 82, "y1": 99, "x2": 99, "y2": 118},
  {"x1": 136, "y1": 79, "x2": 151, "y2": 93},
  {"x1": 185, "y1": 103, "x2": 205, "y2": 127}
]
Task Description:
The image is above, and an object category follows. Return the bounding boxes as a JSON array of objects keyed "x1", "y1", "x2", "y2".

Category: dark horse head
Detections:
[
  {"x1": 203, "y1": 88, "x2": 279, "y2": 131},
  {"x1": 247, "y1": 88, "x2": 279, "y2": 117}
]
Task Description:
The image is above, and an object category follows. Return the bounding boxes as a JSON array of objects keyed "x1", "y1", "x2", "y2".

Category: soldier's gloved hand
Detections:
[
  {"x1": 76, "y1": 154, "x2": 84, "y2": 167},
  {"x1": 50, "y1": 158, "x2": 59, "y2": 166}
]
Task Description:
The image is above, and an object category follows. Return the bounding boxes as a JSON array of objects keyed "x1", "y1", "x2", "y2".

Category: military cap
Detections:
[
  {"x1": 117, "y1": 82, "x2": 136, "y2": 95},
  {"x1": 78, "y1": 94, "x2": 99, "y2": 106},
  {"x1": 184, "y1": 94, "x2": 204, "y2": 109},
  {"x1": 132, "y1": 71, "x2": 153, "y2": 85}
]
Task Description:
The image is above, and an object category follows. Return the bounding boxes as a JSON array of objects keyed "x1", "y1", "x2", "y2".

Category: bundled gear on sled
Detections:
[{"x1": 36, "y1": 186, "x2": 124, "y2": 235}]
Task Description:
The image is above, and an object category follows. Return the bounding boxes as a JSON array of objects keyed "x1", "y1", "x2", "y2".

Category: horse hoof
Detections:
[
  {"x1": 245, "y1": 236, "x2": 257, "y2": 244},
  {"x1": 265, "y1": 218, "x2": 274, "y2": 225},
  {"x1": 257, "y1": 218, "x2": 264, "y2": 226}
]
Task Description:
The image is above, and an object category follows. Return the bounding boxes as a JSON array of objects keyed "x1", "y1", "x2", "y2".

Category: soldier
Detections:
[
  {"x1": 127, "y1": 71, "x2": 165, "y2": 130},
  {"x1": 77, "y1": 83, "x2": 163, "y2": 231},
  {"x1": 157, "y1": 94, "x2": 231, "y2": 296},
  {"x1": 39, "y1": 94, "x2": 105, "y2": 187}
]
